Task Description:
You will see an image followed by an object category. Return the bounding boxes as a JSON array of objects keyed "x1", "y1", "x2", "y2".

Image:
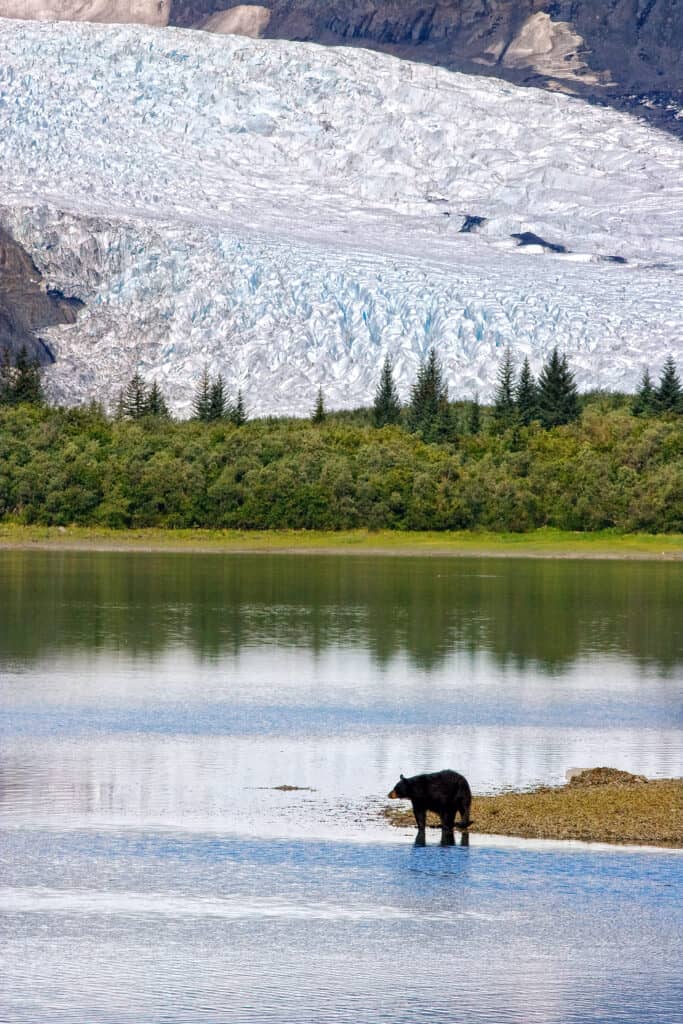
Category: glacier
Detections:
[{"x1": 0, "y1": 17, "x2": 682, "y2": 414}]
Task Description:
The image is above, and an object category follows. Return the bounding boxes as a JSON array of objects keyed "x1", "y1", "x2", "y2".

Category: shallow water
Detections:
[{"x1": 1, "y1": 551, "x2": 682, "y2": 1023}]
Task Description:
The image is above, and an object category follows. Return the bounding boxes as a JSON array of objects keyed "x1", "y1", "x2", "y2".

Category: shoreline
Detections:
[
  {"x1": 1, "y1": 525, "x2": 682, "y2": 560},
  {"x1": 382, "y1": 771, "x2": 683, "y2": 848}
]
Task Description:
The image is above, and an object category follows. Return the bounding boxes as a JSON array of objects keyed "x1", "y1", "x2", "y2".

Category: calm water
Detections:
[{"x1": 1, "y1": 551, "x2": 682, "y2": 1023}]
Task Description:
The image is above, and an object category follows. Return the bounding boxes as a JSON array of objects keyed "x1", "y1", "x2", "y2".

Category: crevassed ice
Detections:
[{"x1": 0, "y1": 18, "x2": 682, "y2": 413}]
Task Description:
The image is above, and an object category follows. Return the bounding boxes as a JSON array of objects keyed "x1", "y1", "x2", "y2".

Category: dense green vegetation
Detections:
[
  {"x1": 0, "y1": 396, "x2": 681, "y2": 531},
  {"x1": 0, "y1": 346, "x2": 681, "y2": 532}
]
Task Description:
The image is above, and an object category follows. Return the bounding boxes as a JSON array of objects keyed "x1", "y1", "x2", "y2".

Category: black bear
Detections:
[{"x1": 388, "y1": 770, "x2": 472, "y2": 838}]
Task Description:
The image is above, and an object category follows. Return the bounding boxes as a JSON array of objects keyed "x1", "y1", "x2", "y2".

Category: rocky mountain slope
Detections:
[
  {"x1": 0, "y1": 1, "x2": 170, "y2": 23},
  {"x1": 0, "y1": 20, "x2": 681, "y2": 415},
  {"x1": 1, "y1": 2, "x2": 680, "y2": 133},
  {"x1": 0, "y1": 226, "x2": 83, "y2": 366}
]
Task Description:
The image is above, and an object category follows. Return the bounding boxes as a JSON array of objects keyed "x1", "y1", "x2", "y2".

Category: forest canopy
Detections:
[{"x1": 0, "y1": 399, "x2": 680, "y2": 532}]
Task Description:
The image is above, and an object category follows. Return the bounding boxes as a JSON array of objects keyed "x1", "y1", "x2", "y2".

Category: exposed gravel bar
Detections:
[{"x1": 383, "y1": 769, "x2": 683, "y2": 848}]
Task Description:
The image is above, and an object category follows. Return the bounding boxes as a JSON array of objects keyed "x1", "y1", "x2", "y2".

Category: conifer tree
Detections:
[
  {"x1": 468, "y1": 394, "x2": 481, "y2": 435},
  {"x1": 655, "y1": 356, "x2": 683, "y2": 414},
  {"x1": 493, "y1": 348, "x2": 516, "y2": 429},
  {"x1": 147, "y1": 379, "x2": 170, "y2": 419},
  {"x1": 311, "y1": 387, "x2": 326, "y2": 424},
  {"x1": 230, "y1": 389, "x2": 247, "y2": 426},
  {"x1": 536, "y1": 348, "x2": 580, "y2": 428},
  {"x1": 0, "y1": 347, "x2": 13, "y2": 405},
  {"x1": 11, "y1": 346, "x2": 44, "y2": 406},
  {"x1": 114, "y1": 388, "x2": 126, "y2": 420},
  {"x1": 373, "y1": 355, "x2": 401, "y2": 427},
  {"x1": 208, "y1": 374, "x2": 227, "y2": 421},
  {"x1": 407, "y1": 348, "x2": 449, "y2": 442},
  {"x1": 516, "y1": 357, "x2": 538, "y2": 425},
  {"x1": 632, "y1": 368, "x2": 657, "y2": 417},
  {"x1": 122, "y1": 372, "x2": 149, "y2": 420},
  {"x1": 192, "y1": 367, "x2": 212, "y2": 422}
]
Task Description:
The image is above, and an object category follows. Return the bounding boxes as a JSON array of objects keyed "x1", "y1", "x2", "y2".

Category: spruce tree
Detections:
[
  {"x1": 230, "y1": 389, "x2": 247, "y2": 426},
  {"x1": 536, "y1": 348, "x2": 580, "y2": 428},
  {"x1": 122, "y1": 372, "x2": 149, "y2": 420},
  {"x1": 192, "y1": 367, "x2": 212, "y2": 422},
  {"x1": 208, "y1": 374, "x2": 227, "y2": 421},
  {"x1": 632, "y1": 368, "x2": 657, "y2": 417},
  {"x1": 468, "y1": 394, "x2": 481, "y2": 435},
  {"x1": 373, "y1": 355, "x2": 401, "y2": 427},
  {"x1": 311, "y1": 387, "x2": 326, "y2": 424},
  {"x1": 0, "y1": 347, "x2": 13, "y2": 405},
  {"x1": 493, "y1": 348, "x2": 516, "y2": 429},
  {"x1": 147, "y1": 379, "x2": 170, "y2": 419},
  {"x1": 516, "y1": 357, "x2": 538, "y2": 425},
  {"x1": 407, "y1": 348, "x2": 449, "y2": 442},
  {"x1": 12, "y1": 346, "x2": 44, "y2": 405},
  {"x1": 114, "y1": 388, "x2": 126, "y2": 420},
  {"x1": 655, "y1": 356, "x2": 683, "y2": 414}
]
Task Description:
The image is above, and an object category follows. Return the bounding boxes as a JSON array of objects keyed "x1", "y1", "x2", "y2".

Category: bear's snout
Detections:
[{"x1": 388, "y1": 789, "x2": 398, "y2": 799}]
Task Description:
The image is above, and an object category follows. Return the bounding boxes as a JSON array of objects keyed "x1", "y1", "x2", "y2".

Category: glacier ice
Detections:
[{"x1": 0, "y1": 17, "x2": 682, "y2": 414}]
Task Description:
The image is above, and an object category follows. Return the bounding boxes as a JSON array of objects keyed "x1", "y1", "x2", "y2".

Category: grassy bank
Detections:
[
  {"x1": 383, "y1": 769, "x2": 683, "y2": 847},
  {"x1": 0, "y1": 524, "x2": 682, "y2": 558}
]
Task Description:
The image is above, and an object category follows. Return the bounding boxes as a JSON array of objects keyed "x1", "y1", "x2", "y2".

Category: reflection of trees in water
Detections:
[{"x1": 0, "y1": 551, "x2": 681, "y2": 674}]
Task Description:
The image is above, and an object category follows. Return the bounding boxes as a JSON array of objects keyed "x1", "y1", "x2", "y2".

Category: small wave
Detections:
[{"x1": 0, "y1": 887, "x2": 455, "y2": 923}]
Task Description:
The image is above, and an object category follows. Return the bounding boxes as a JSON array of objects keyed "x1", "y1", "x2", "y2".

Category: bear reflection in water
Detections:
[{"x1": 389, "y1": 769, "x2": 472, "y2": 846}]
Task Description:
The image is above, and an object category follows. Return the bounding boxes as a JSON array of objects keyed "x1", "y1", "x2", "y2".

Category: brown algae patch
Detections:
[
  {"x1": 382, "y1": 769, "x2": 683, "y2": 847},
  {"x1": 269, "y1": 785, "x2": 317, "y2": 792}
]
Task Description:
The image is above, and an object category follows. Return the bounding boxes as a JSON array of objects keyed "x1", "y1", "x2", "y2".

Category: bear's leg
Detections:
[
  {"x1": 412, "y1": 801, "x2": 426, "y2": 832},
  {"x1": 457, "y1": 792, "x2": 472, "y2": 829},
  {"x1": 440, "y1": 808, "x2": 456, "y2": 845}
]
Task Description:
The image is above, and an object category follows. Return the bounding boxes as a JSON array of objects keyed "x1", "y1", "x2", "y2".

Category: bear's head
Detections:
[{"x1": 388, "y1": 774, "x2": 410, "y2": 799}]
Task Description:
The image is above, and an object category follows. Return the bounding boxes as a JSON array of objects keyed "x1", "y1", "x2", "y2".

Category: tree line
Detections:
[
  {"x1": 1, "y1": 398, "x2": 680, "y2": 532},
  {"x1": 366, "y1": 347, "x2": 682, "y2": 439},
  {"x1": 632, "y1": 358, "x2": 683, "y2": 417},
  {"x1": 3, "y1": 342, "x2": 681, "y2": 436}
]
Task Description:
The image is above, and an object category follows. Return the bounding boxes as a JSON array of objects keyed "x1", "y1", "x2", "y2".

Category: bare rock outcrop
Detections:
[
  {"x1": 197, "y1": 5, "x2": 270, "y2": 36},
  {"x1": 0, "y1": 225, "x2": 83, "y2": 366},
  {"x1": 0, "y1": 1, "x2": 170, "y2": 24}
]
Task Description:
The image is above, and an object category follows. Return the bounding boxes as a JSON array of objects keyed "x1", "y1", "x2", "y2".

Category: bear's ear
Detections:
[{"x1": 400, "y1": 773, "x2": 405, "y2": 780}]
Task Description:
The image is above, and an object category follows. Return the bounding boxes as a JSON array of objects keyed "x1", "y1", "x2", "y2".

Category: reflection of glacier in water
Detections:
[
  {"x1": 0, "y1": 550, "x2": 681, "y2": 1022},
  {"x1": 2, "y1": 727, "x2": 682, "y2": 841}
]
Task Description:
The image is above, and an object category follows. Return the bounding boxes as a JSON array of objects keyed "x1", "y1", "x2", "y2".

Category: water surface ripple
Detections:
[{"x1": 1, "y1": 552, "x2": 681, "y2": 1023}]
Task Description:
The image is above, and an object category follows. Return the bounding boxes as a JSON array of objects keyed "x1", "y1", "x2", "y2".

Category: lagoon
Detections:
[{"x1": 1, "y1": 551, "x2": 681, "y2": 1022}]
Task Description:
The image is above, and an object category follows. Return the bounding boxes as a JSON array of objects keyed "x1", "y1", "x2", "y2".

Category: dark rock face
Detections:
[
  {"x1": 0, "y1": 226, "x2": 84, "y2": 365},
  {"x1": 512, "y1": 231, "x2": 568, "y2": 253},
  {"x1": 170, "y1": 1, "x2": 683, "y2": 135}
]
